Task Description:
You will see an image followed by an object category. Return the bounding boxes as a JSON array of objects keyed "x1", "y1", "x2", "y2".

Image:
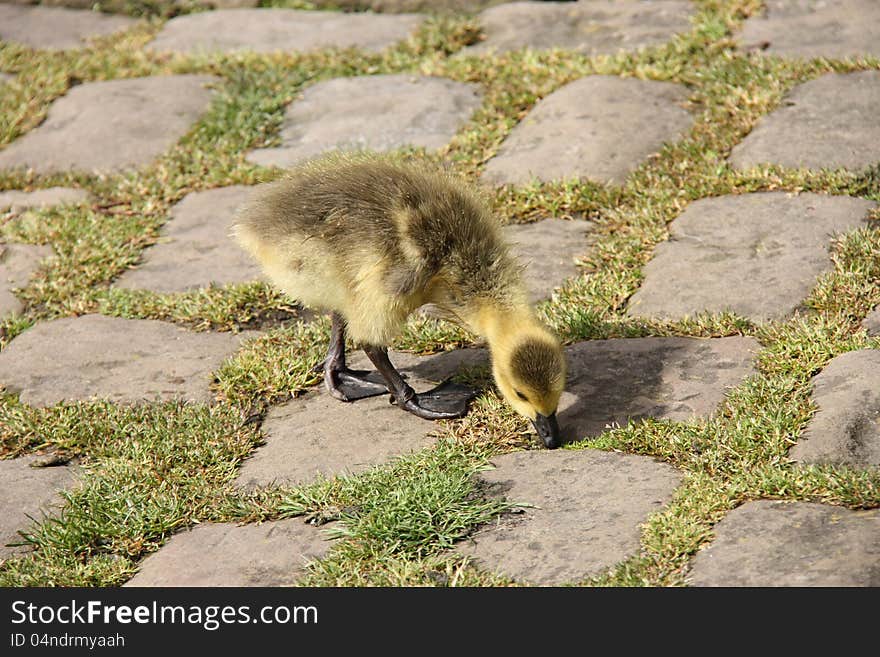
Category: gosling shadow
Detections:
[{"x1": 556, "y1": 338, "x2": 715, "y2": 446}]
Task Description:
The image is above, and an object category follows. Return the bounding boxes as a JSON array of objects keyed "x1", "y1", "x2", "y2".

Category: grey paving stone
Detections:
[
  {"x1": 149, "y1": 8, "x2": 422, "y2": 55},
  {"x1": 0, "y1": 242, "x2": 52, "y2": 317},
  {"x1": 210, "y1": 0, "x2": 260, "y2": 6},
  {"x1": 0, "y1": 75, "x2": 218, "y2": 175},
  {"x1": 628, "y1": 192, "x2": 876, "y2": 322},
  {"x1": 0, "y1": 454, "x2": 78, "y2": 558},
  {"x1": 247, "y1": 75, "x2": 482, "y2": 168},
  {"x1": 124, "y1": 519, "x2": 333, "y2": 586},
  {"x1": 115, "y1": 186, "x2": 263, "y2": 293},
  {"x1": 0, "y1": 315, "x2": 256, "y2": 407},
  {"x1": 688, "y1": 500, "x2": 880, "y2": 586},
  {"x1": 482, "y1": 75, "x2": 693, "y2": 186},
  {"x1": 0, "y1": 6, "x2": 137, "y2": 50},
  {"x1": 236, "y1": 348, "x2": 487, "y2": 487},
  {"x1": 729, "y1": 71, "x2": 880, "y2": 173},
  {"x1": 558, "y1": 336, "x2": 759, "y2": 443},
  {"x1": 504, "y1": 218, "x2": 592, "y2": 302},
  {"x1": 464, "y1": 0, "x2": 693, "y2": 56},
  {"x1": 0, "y1": 187, "x2": 90, "y2": 212},
  {"x1": 336, "y1": 0, "x2": 504, "y2": 11},
  {"x1": 789, "y1": 349, "x2": 880, "y2": 468},
  {"x1": 738, "y1": 0, "x2": 880, "y2": 60},
  {"x1": 865, "y1": 307, "x2": 880, "y2": 336},
  {"x1": 458, "y1": 449, "x2": 682, "y2": 584}
]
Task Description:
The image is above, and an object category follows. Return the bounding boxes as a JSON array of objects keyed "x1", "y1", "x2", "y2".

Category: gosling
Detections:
[{"x1": 233, "y1": 154, "x2": 566, "y2": 448}]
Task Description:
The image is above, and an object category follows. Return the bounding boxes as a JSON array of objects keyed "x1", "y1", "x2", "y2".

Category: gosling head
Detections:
[{"x1": 492, "y1": 333, "x2": 567, "y2": 449}]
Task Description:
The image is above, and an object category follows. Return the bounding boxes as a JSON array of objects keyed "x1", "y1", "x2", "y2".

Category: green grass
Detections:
[{"x1": 1, "y1": 0, "x2": 879, "y2": 586}]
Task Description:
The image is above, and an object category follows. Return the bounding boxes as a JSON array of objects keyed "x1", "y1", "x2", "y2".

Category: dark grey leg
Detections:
[
  {"x1": 316, "y1": 313, "x2": 388, "y2": 401},
  {"x1": 362, "y1": 344, "x2": 477, "y2": 420}
]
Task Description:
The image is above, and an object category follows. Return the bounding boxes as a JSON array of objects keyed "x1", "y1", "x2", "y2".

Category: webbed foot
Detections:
[
  {"x1": 322, "y1": 365, "x2": 388, "y2": 402},
  {"x1": 391, "y1": 381, "x2": 478, "y2": 420}
]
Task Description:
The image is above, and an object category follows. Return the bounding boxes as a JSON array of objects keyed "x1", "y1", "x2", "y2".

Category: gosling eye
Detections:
[{"x1": 514, "y1": 389, "x2": 529, "y2": 402}]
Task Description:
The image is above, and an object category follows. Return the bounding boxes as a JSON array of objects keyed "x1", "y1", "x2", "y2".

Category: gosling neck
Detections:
[{"x1": 471, "y1": 301, "x2": 544, "y2": 355}]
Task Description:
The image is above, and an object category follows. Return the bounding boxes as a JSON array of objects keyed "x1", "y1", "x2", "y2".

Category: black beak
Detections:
[{"x1": 532, "y1": 412, "x2": 561, "y2": 449}]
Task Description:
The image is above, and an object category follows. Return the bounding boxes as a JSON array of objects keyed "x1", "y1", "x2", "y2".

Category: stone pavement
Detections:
[
  {"x1": 124, "y1": 519, "x2": 334, "y2": 587},
  {"x1": 0, "y1": 315, "x2": 257, "y2": 406},
  {"x1": 114, "y1": 186, "x2": 263, "y2": 293},
  {"x1": 463, "y1": 1, "x2": 694, "y2": 56},
  {"x1": 628, "y1": 193, "x2": 876, "y2": 322},
  {"x1": 789, "y1": 350, "x2": 880, "y2": 468},
  {"x1": 458, "y1": 449, "x2": 682, "y2": 585},
  {"x1": 0, "y1": 455, "x2": 79, "y2": 559},
  {"x1": 737, "y1": 0, "x2": 880, "y2": 60},
  {"x1": 2, "y1": 188, "x2": 89, "y2": 318},
  {"x1": 729, "y1": 71, "x2": 880, "y2": 173},
  {"x1": 687, "y1": 501, "x2": 879, "y2": 586},
  {"x1": 0, "y1": 5, "x2": 137, "y2": 50},
  {"x1": 482, "y1": 75, "x2": 693, "y2": 186},
  {"x1": 0, "y1": 75, "x2": 219, "y2": 175},
  {"x1": 149, "y1": 9, "x2": 423, "y2": 55},
  {"x1": 236, "y1": 348, "x2": 487, "y2": 489},
  {"x1": 1, "y1": 2, "x2": 878, "y2": 587},
  {"x1": 246, "y1": 74, "x2": 482, "y2": 168}
]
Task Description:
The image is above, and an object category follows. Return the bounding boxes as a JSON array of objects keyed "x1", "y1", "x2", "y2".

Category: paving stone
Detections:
[
  {"x1": 115, "y1": 186, "x2": 263, "y2": 293},
  {"x1": 0, "y1": 75, "x2": 218, "y2": 175},
  {"x1": 738, "y1": 0, "x2": 880, "y2": 60},
  {"x1": 209, "y1": 0, "x2": 260, "y2": 7},
  {"x1": 0, "y1": 6, "x2": 137, "y2": 50},
  {"x1": 149, "y1": 8, "x2": 422, "y2": 55},
  {"x1": 0, "y1": 315, "x2": 255, "y2": 407},
  {"x1": 124, "y1": 519, "x2": 333, "y2": 586},
  {"x1": 464, "y1": 0, "x2": 693, "y2": 56},
  {"x1": 789, "y1": 349, "x2": 880, "y2": 468},
  {"x1": 0, "y1": 187, "x2": 90, "y2": 212},
  {"x1": 557, "y1": 336, "x2": 759, "y2": 443},
  {"x1": 334, "y1": 0, "x2": 504, "y2": 11},
  {"x1": 236, "y1": 348, "x2": 487, "y2": 487},
  {"x1": 688, "y1": 500, "x2": 880, "y2": 586},
  {"x1": 628, "y1": 192, "x2": 876, "y2": 322},
  {"x1": 482, "y1": 75, "x2": 693, "y2": 186},
  {"x1": 504, "y1": 218, "x2": 591, "y2": 302},
  {"x1": 247, "y1": 75, "x2": 482, "y2": 168},
  {"x1": 729, "y1": 71, "x2": 880, "y2": 173},
  {"x1": 458, "y1": 449, "x2": 682, "y2": 584},
  {"x1": 865, "y1": 307, "x2": 880, "y2": 336},
  {"x1": 0, "y1": 454, "x2": 78, "y2": 558},
  {"x1": 0, "y1": 242, "x2": 52, "y2": 317}
]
